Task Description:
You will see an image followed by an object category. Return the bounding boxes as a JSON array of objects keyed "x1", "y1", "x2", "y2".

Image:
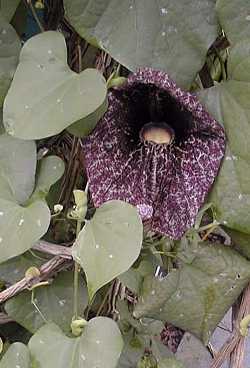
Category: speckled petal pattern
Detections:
[{"x1": 82, "y1": 68, "x2": 226, "y2": 239}]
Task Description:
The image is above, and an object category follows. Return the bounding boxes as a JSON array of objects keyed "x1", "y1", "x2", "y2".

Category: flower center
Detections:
[{"x1": 140, "y1": 122, "x2": 175, "y2": 145}]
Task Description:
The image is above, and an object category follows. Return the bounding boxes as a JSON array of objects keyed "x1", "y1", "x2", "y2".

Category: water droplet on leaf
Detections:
[
  {"x1": 19, "y1": 218, "x2": 24, "y2": 226},
  {"x1": 161, "y1": 7, "x2": 168, "y2": 15}
]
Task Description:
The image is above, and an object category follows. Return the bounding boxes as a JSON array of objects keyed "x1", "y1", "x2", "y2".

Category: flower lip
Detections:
[
  {"x1": 139, "y1": 122, "x2": 175, "y2": 145},
  {"x1": 82, "y1": 68, "x2": 226, "y2": 240}
]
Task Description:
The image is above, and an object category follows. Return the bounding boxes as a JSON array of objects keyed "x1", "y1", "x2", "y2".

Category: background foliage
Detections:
[{"x1": 0, "y1": 1, "x2": 250, "y2": 367}]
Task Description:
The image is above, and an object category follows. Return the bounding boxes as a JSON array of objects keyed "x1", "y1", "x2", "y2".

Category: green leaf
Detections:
[
  {"x1": 176, "y1": 332, "x2": 212, "y2": 367},
  {"x1": 158, "y1": 358, "x2": 184, "y2": 368},
  {"x1": 118, "y1": 260, "x2": 155, "y2": 294},
  {"x1": 29, "y1": 319, "x2": 123, "y2": 368},
  {"x1": 64, "y1": 0, "x2": 218, "y2": 89},
  {"x1": 117, "y1": 332, "x2": 172, "y2": 368},
  {"x1": 0, "y1": 134, "x2": 36, "y2": 204},
  {"x1": 0, "y1": 342, "x2": 30, "y2": 368},
  {"x1": 216, "y1": 0, "x2": 250, "y2": 45},
  {"x1": 0, "y1": 134, "x2": 64, "y2": 263},
  {"x1": 117, "y1": 335, "x2": 145, "y2": 368},
  {"x1": 133, "y1": 242, "x2": 250, "y2": 344},
  {"x1": 3, "y1": 31, "x2": 107, "y2": 139},
  {"x1": 31, "y1": 156, "x2": 65, "y2": 200},
  {"x1": 226, "y1": 228, "x2": 250, "y2": 260},
  {"x1": 198, "y1": 40, "x2": 250, "y2": 234},
  {"x1": 5, "y1": 272, "x2": 88, "y2": 334},
  {"x1": 0, "y1": 199, "x2": 50, "y2": 263},
  {"x1": 117, "y1": 300, "x2": 164, "y2": 337},
  {"x1": 0, "y1": 1, "x2": 21, "y2": 21},
  {"x1": 0, "y1": 252, "x2": 43, "y2": 284},
  {"x1": 72, "y1": 200, "x2": 143, "y2": 299},
  {"x1": 67, "y1": 97, "x2": 108, "y2": 137},
  {"x1": 0, "y1": 13, "x2": 21, "y2": 107}
]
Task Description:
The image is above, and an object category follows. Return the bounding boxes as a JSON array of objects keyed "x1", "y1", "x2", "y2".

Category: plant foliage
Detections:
[{"x1": 0, "y1": 1, "x2": 250, "y2": 367}]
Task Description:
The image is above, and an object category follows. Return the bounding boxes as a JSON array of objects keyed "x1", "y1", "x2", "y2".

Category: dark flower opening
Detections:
[
  {"x1": 82, "y1": 68, "x2": 226, "y2": 239},
  {"x1": 114, "y1": 83, "x2": 193, "y2": 147}
]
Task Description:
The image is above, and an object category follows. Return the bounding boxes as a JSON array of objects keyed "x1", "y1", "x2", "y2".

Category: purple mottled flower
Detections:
[{"x1": 82, "y1": 68, "x2": 226, "y2": 239}]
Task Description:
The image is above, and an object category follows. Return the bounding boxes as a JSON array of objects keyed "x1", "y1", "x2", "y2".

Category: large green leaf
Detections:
[
  {"x1": 29, "y1": 319, "x2": 123, "y2": 368},
  {"x1": 216, "y1": 0, "x2": 250, "y2": 45},
  {"x1": 0, "y1": 343, "x2": 30, "y2": 368},
  {"x1": 0, "y1": 13, "x2": 21, "y2": 107},
  {"x1": 72, "y1": 200, "x2": 143, "y2": 299},
  {"x1": 133, "y1": 242, "x2": 250, "y2": 344},
  {"x1": 0, "y1": 135, "x2": 64, "y2": 263},
  {"x1": 0, "y1": 134, "x2": 36, "y2": 204},
  {"x1": 3, "y1": 31, "x2": 107, "y2": 139},
  {"x1": 64, "y1": 0, "x2": 218, "y2": 89},
  {"x1": 198, "y1": 40, "x2": 250, "y2": 234},
  {"x1": 0, "y1": 1, "x2": 21, "y2": 21},
  {"x1": 5, "y1": 272, "x2": 88, "y2": 334}
]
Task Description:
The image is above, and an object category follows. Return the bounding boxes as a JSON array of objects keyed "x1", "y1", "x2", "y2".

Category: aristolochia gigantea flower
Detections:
[{"x1": 82, "y1": 68, "x2": 226, "y2": 239}]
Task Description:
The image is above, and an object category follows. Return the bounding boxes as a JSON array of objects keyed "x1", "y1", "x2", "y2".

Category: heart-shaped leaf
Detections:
[
  {"x1": 0, "y1": 13, "x2": 21, "y2": 107},
  {"x1": 3, "y1": 31, "x2": 107, "y2": 139},
  {"x1": 72, "y1": 200, "x2": 143, "y2": 299},
  {"x1": 216, "y1": 0, "x2": 250, "y2": 45},
  {"x1": 64, "y1": 0, "x2": 218, "y2": 89},
  {"x1": 5, "y1": 271, "x2": 88, "y2": 334},
  {"x1": 133, "y1": 242, "x2": 250, "y2": 344},
  {"x1": 29, "y1": 319, "x2": 123, "y2": 368},
  {"x1": 0, "y1": 134, "x2": 36, "y2": 204},
  {"x1": 198, "y1": 40, "x2": 250, "y2": 234},
  {"x1": 0, "y1": 342, "x2": 30, "y2": 368},
  {"x1": 0, "y1": 199, "x2": 50, "y2": 263},
  {"x1": 0, "y1": 1, "x2": 21, "y2": 21},
  {"x1": 0, "y1": 134, "x2": 64, "y2": 263}
]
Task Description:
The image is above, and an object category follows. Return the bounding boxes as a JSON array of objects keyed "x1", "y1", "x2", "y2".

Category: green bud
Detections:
[
  {"x1": 71, "y1": 317, "x2": 88, "y2": 337},
  {"x1": 107, "y1": 76, "x2": 127, "y2": 89},
  {"x1": 137, "y1": 354, "x2": 158, "y2": 368},
  {"x1": 69, "y1": 189, "x2": 88, "y2": 220}
]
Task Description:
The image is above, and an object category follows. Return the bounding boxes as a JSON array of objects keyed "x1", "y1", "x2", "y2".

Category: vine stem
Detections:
[
  {"x1": 73, "y1": 219, "x2": 82, "y2": 319},
  {"x1": 26, "y1": 0, "x2": 45, "y2": 32}
]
